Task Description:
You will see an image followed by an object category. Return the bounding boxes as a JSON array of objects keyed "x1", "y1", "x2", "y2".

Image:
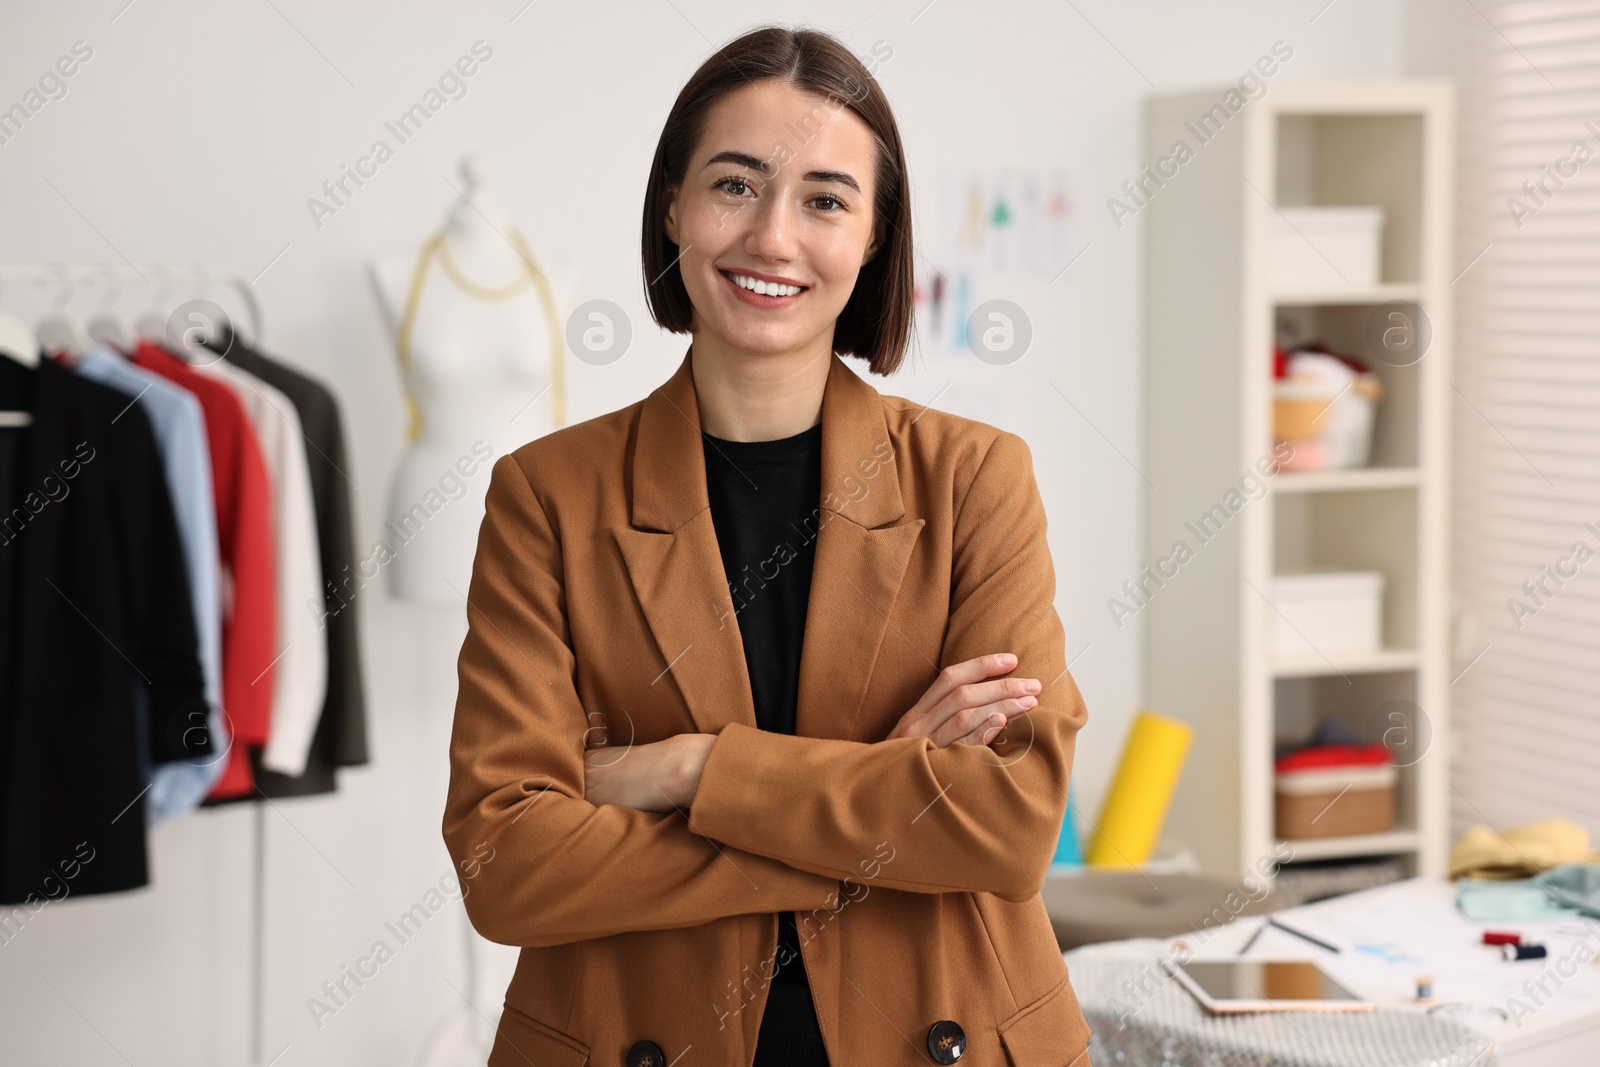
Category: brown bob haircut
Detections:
[{"x1": 640, "y1": 25, "x2": 914, "y2": 378}]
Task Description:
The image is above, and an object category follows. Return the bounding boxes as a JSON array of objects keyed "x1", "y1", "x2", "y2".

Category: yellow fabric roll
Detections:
[{"x1": 1087, "y1": 710, "x2": 1193, "y2": 868}]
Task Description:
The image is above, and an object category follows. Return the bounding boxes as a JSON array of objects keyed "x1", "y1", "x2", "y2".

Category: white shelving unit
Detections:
[{"x1": 1140, "y1": 81, "x2": 1455, "y2": 882}]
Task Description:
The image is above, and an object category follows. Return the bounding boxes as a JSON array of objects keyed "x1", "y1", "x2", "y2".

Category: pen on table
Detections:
[
  {"x1": 1238, "y1": 915, "x2": 1341, "y2": 956},
  {"x1": 1268, "y1": 916, "x2": 1341, "y2": 954},
  {"x1": 1237, "y1": 917, "x2": 1269, "y2": 956}
]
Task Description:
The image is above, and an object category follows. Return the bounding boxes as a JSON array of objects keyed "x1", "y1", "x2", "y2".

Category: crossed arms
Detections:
[{"x1": 441, "y1": 432, "x2": 1087, "y2": 948}]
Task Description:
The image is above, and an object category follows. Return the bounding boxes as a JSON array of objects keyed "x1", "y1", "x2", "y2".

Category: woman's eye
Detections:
[{"x1": 713, "y1": 176, "x2": 844, "y2": 212}]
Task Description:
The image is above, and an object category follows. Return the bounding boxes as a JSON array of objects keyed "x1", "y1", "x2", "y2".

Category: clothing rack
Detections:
[
  {"x1": 0, "y1": 264, "x2": 264, "y2": 344},
  {"x1": 0, "y1": 262, "x2": 269, "y2": 1065}
]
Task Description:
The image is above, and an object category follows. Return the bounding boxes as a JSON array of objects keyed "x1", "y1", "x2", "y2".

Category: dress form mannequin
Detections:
[{"x1": 369, "y1": 156, "x2": 565, "y2": 602}]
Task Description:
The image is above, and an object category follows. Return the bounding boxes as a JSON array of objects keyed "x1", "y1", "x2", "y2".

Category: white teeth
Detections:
[{"x1": 727, "y1": 272, "x2": 803, "y2": 297}]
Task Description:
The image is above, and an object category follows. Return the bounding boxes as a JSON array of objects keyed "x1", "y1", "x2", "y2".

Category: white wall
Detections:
[{"x1": 0, "y1": 1, "x2": 1416, "y2": 1062}]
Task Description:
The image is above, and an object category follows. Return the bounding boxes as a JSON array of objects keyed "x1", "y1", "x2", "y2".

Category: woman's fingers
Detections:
[
  {"x1": 922, "y1": 675, "x2": 1039, "y2": 745},
  {"x1": 883, "y1": 652, "x2": 1017, "y2": 742},
  {"x1": 952, "y1": 711, "x2": 1006, "y2": 748},
  {"x1": 931, "y1": 692, "x2": 1037, "y2": 748},
  {"x1": 888, "y1": 653, "x2": 1040, "y2": 747},
  {"x1": 910, "y1": 653, "x2": 1019, "y2": 718}
]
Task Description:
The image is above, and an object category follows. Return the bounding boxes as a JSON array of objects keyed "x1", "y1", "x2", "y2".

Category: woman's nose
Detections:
[{"x1": 744, "y1": 199, "x2": 798, "y2": 260}]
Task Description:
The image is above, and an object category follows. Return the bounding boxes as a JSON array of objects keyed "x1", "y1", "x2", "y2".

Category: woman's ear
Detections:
[
  {"x1": 861, "y1": 217, "x2": 885, "y2": 266},
  {"x1": 663, "y1": 186, "x2": 681, "y2": 246}
]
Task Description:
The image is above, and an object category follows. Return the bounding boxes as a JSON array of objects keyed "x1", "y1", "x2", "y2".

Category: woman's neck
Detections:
[{"x1": 688, "y1": 332, "x2": 830, "y2": 442}]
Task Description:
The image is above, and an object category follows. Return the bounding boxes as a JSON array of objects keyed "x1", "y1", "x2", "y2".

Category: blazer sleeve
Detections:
[
  {"x1": 685, "y1": 431, "x2": 1088, "y2": 904},
  {"x1": 112, "y1": 403, "x2": 211, "y2": 764},
  {"x1": 319, "y1": 393, "x2": 369, "y2": 768},
  {"x1": 443, "y1": 454, "x2": 845, "y2": 948}
]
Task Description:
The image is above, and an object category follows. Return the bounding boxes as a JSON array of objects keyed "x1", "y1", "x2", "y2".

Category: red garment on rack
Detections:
[{"x1": 133, "y1": 340, "x2": 277, "y2": 798}]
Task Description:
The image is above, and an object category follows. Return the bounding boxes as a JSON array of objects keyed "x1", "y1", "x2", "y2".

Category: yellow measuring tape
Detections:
[{"x1": 394, "y1": 225, "x2": 567, "y2": 440}]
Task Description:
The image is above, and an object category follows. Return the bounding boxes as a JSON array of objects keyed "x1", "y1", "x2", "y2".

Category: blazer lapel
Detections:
[{"x1": 615, "y1": 345, "x2": 924, "y2": 741}]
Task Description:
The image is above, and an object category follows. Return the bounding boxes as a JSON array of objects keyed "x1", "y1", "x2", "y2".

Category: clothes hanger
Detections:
[
  {"x1": 0, "y1": 278, "x2": 40, "y2": 368},
  {"x1": 86, "y1": 262, "x2": 139, "y2": 354},
  {"x1": 164, "y1": 263, "x2": 205, "y2": 363},
  {"x1": 120, "y1": 263, "x2": 261, "y2": 355},
  {"x1": 35, "y1": 263, "x2": 94, "y2": 360},
  {"x1": 191, "y1": 264, "x2": 227, "y2": 351},
  {"x1": 167, "y1": 264, "x2": 235, "y2": 364},
  {"x1": 0, "y1": 310, "x2": 38, "y2": 369},
  {"x1": 0, "y1": 278, "x2": 39, "y2": 427},
  {"x1": 135, "y1": 263, "x2": 176, "y2": 344},
  {"x1": 225, "y1": 271, "x2": 262, "y2": 347}
]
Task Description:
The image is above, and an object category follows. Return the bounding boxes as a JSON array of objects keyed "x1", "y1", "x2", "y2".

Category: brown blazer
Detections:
[{"x1": 443, "y1": 345, "x2": 1094, "y2": 1067}]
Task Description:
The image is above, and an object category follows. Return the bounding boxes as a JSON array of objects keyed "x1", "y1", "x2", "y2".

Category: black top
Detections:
[
  {"x1": 702, "y1": 420, "x2": 830, "y2": 1067},
  {"x1": 199, "y1": 324, "x2": 369, "y2": 803}
]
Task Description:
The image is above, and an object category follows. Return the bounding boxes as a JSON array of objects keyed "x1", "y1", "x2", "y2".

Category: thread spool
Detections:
[
  {"x1": 1482, "y1": 930, "x2": 1521, "y2": 946},
  {"x1": 1502, "y1": 943, "x2": 1548, "y2": 961},
  {"x1": 1414, "y1": 975, "x2": 1434, "y2": 1003}
]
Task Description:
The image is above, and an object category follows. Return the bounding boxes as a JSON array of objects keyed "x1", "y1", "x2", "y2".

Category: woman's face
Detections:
[{"x1": 664, "y1": 78, "x2": 883, "y2": 359}]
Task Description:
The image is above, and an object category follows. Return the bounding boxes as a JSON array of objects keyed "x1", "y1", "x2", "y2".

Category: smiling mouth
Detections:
[{"x1": 719, "y1": 268, "x2": 809, "y2": 300}]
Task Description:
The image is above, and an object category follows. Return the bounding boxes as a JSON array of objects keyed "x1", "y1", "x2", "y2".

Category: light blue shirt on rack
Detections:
[{"x1": 72, "y1": 344, "x2": 230, "y2": 825}]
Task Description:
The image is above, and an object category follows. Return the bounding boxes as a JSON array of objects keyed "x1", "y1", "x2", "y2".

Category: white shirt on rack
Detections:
[{"x1": 192, "y1": 356, "x2": 328, "y2": 778}]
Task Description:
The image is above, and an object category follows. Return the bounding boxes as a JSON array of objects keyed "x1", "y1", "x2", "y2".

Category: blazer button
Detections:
[
  {"x1": 626, "y1": 1039, "x2": 666, "y2": 1067},
  {"x1": 925, "y1": 1019, "x2": 966, "y2": 1064}
]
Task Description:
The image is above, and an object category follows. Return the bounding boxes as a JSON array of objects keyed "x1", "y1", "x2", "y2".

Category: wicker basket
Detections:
[
  {"x1": 1273, "y1": 393, "x2": 1333, "y2": 441},
  {"x1": 1274, "y1": 763, "x2": 1396, "y2": 840},
  {"x1": 1273, "y1": 373, "x2": 1384, "y2": 469}
]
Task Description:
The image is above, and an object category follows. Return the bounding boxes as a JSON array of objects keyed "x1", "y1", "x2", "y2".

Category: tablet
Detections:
[{"x1": 1161, "y1": 959, "x2": 1376, "y2": 1014}]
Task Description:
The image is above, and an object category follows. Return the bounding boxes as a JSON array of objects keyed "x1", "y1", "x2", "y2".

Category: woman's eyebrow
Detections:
[{"x1": 703, "y1": 150, "x2": 862, "y2": 193}]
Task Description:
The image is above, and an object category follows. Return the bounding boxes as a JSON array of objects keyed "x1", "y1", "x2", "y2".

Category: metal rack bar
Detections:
[{"x1": 0, "y1": 264, "x2": 263, "y2": 343}]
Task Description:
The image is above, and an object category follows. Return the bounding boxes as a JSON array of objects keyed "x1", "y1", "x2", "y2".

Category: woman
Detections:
[{"x1": 443, "y1": 24, "x2": 1093, "y2": 1067}]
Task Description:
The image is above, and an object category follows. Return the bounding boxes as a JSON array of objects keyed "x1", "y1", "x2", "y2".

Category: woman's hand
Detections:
[
  {"x1": 583, "y1": 732, "x2": 717, "y2": 812},
  {"x1": 584, "y1": 652, "x2": 1036, "y2": 812},
  {"x1": 885, "y1": 653, "x2": 1039, "y2": 748}
]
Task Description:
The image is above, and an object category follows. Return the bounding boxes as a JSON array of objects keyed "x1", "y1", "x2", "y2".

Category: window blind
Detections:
[{"x1": 1451, "y1": 0, "x2": 1600, "y2": 838}]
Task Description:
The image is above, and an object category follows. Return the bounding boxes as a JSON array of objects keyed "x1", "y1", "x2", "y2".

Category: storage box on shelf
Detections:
[
  {"x1": 1269, "y1": 205, "x2": 1385, "y2": 289},
  {"x1": 1271, "y1": 570, "x2": 1385, "y2": 656},
  {"x1": 1274, "y1": 485, "x2": 1418, "y2": 666},
  {"x1": 1274, "y1": 301, "x2": 1425, "y2": 473},
  {"x1": 1141, "y1": 80, "x2": 1452, "y2": 888},
  {"x1": 1273, "y1": 744, "x2": 1398, "y2": 839},
  {"x1": 1276, "y1": 773, "x2": 1398, "y2": 839}
]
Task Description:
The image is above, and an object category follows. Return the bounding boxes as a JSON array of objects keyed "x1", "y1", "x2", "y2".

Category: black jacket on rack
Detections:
[
  {"x1": 199, "y1": 324, "x2": 369, "y2": 800},
  {"x1": 0, "y1": 355, "x2": 208, "y2": 904}
]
